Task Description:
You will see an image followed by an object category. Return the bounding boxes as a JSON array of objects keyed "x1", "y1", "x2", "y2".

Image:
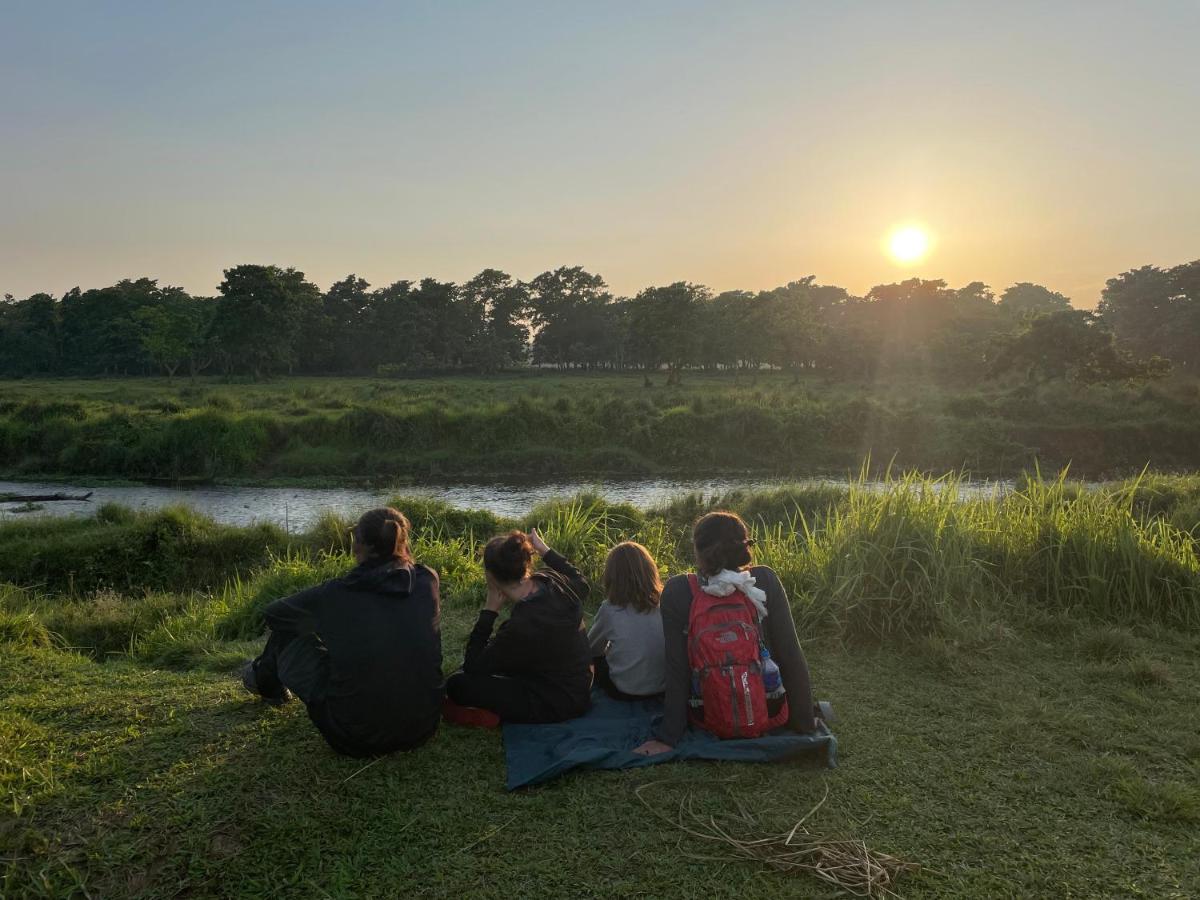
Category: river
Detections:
[{"x1": 0, "y1": 476, "x2": 1012, "y2": 533}]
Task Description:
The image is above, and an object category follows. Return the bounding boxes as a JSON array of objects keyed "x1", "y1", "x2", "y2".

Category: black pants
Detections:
[
  {"x1": 592, "y1": 656, "x2": 664, "y2": 703},
  {"x1": 252, "y1": 630, "x2": 328, "y2": 705},
  {"x1": 445, "y1": 670, "x2": 574, "y2": 724}
]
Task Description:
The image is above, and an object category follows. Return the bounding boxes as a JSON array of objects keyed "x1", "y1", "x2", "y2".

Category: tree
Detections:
[
  {"x1": 863, "y1": 278, "x2": 959, "y2": 376},
  {"x1": 461, "y1": 269, "x2": 530, "y2": 371},
  {"x1": 755, "y1": 277, "x2": 848, "y2": 379},
  {"x1": 311, "y1": 274, "x2": 372, "y2": 372},
  {"x1": 1162, "y1": 260, "x2": 1200, "y2": 372},
  {"x1": 209, "y1": 265, "x2": 321, "y2": 377},
  {"x1": 60, "y1": 279, "x2": 165, "y2": 375},
  {"x1": 412, "y1": 278, "x2": 477, "y2": 369},
  {"x1": 528, "y1": 267, "x2": 612, "y2": 368},
  {"x1": 0, "y1": 292, "x2": 60, "y2": 374},
  {"x1": 627, "y1": 282, "x2": 710, "y2": 383},
  {"x1": 364, "y1": 280, "x2": 428, "y2": 371},
  {"x1": 998, "y1": 282, "x2": 1071, "y2": 318},
  {"x1": 1098, "y1": 261, "x2": 1200, "y2": 374},
  {"x1": 991, "y1": 310, "x2": 1168, "y2": 383},
  {"x1": 135, "y1": 292, "x2": 214, "y2": 379},
  {"x1": 702, "y1": 290, "x2": 758, "y2": 371}
]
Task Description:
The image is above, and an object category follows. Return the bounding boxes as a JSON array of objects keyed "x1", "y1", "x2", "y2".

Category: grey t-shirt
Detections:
[{"x1": 587, "y1": 601, "x2": 666, "y2": 696}]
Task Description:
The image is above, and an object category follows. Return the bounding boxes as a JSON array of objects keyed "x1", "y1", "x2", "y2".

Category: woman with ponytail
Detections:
[
  {"x1": 241, "y1": 507, "x2": 444, "y2": 757},
  {"x1": 632, "y1": 511, "x2": 818, "y2": 756}
]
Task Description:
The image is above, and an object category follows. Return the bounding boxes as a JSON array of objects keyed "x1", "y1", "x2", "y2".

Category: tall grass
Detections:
[
  {"x1": 4, "y1": 374, "x2": 1200, "y2": 480},
  {"x1": 2, "y1": 471, "x2": 1198, "y2": 668}
]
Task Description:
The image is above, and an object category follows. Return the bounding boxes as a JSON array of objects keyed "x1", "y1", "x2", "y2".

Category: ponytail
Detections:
[{"x1": 354, "y1": 507, "x2": 412, "y2": 562}]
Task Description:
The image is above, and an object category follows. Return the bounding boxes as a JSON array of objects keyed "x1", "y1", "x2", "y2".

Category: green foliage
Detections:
[
  {"x1": 4, "y1": 374, "x2": 1200, "y2": 481},
  {"x1": 990, "y1": 310, "x2": 1168, "y2": 383},
  {"x1": 4, "y1": 257, "x2": 1197, "y2": 381},
  {"x1": 0, "y1": 609, "x2": 52, "y2": 649},
  {"x1": 210, "y1": 265, "x2": 321, "y2": 378},
  {"x1": 0, "y1": 505, "x2": 289, "y2": 594}
]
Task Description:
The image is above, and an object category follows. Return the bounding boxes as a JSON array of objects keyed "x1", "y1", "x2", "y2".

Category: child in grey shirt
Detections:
[{"x1": 588, "y1": 542, "x2": 666, "y2": 699}]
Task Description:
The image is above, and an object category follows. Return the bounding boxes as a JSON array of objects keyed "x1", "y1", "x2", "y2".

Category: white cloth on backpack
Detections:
[{"x1": 699, "y1": 569, "x2": 768, "y2": 620}]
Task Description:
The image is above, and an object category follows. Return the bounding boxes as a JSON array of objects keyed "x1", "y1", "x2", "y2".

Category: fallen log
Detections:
[{"x1": 0, "y1": 491, "x2": 93, "y2": 503}]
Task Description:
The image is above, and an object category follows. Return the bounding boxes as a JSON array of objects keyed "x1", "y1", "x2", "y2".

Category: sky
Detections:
[{"x1": 3, "y1": 1, "x2": 1198, "y2": 307}]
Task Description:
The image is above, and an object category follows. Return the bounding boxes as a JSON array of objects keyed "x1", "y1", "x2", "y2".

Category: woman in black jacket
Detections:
[
  {"x1": 241, "y1": 507, "x2": 444, "y2": 757},
  {"x1": 445, "y1": 528, "x2": 592, "y2": 723}
]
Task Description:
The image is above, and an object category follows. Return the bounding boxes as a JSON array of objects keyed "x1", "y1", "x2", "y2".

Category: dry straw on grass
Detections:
[{"x1": 635, "y1": 778, "x2": 917, "y2": 898}]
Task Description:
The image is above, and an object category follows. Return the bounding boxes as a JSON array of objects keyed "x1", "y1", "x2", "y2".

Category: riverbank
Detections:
[
  {"x1": 3, "y1": 476, "x2": 1200, "y2": 896},
  {"x1": 3, "y1": 374, "x2": 1200, "y2": 483}
]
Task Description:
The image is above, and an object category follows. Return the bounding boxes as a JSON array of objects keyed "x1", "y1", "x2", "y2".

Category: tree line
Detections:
[{"x1": 2, "y1": 260, "x2": 1196, "y2": 382}]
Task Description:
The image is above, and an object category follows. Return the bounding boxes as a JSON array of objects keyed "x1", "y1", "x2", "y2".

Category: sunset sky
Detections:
[{"x1": 3, "y1": 1, "x2": 1198, "y2": 306}]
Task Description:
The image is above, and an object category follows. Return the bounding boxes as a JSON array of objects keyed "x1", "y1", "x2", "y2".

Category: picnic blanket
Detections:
[{"x1": 502, "y1": 690, "x2": 837, "y2": 790}]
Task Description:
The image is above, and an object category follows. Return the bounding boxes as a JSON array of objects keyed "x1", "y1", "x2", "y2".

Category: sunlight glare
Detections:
[{"x1": 886, "y1": 226, "x2": 932, "y2": 265}]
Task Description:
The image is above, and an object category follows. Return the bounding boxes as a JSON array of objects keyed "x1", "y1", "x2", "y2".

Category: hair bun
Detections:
[{"x1": 484, "y1": 530, "x2": 534, "y2": 583}]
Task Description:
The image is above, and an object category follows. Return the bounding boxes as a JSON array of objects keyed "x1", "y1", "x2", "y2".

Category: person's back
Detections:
[
  {"x1": 243, "y1": 507, "x2": 444, "y2": 757},
  {"x1": 588, "y1": 541, "x2": 667, "y2": 699},
  {"x1": 268, "y1": 559, "x2": 442, "y2": 755},
  {"x1": 589, "y1": 602, "x2": 665, "y2": 695},
  {"x1": 633, "y1": 511, "x2": 818, "y2": 757}
]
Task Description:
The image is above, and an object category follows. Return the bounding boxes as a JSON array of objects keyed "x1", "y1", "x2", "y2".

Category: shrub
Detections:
[
  {"x1": 0, "y1": 609, "x2": 52, "y2": 649},
  {"x1": 0, "y1": 505, "x2": 289, "y2": 594}
]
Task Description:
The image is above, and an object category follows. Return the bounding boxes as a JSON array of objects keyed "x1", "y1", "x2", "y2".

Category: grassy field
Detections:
[
  {"x1": 2, "y1": 475, "x2": 1199, "y2": 897},
  {"x1": 2, "y1": 374, "x2": 1200, "y2": 483}
]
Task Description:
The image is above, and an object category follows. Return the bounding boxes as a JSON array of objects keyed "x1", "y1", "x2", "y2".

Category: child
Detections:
[{"x1": 587, "y1": 541, "x2": 666, "y2": 700}]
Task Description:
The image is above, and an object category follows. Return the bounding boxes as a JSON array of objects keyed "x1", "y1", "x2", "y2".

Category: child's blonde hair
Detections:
[{"x1": 602, "y1": 541, "x2": 663, "y2": 613}]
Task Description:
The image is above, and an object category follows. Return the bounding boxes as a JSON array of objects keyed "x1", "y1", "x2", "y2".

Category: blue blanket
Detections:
[{"x1": 502, "y1": 690, "x2": 837, "y2": 790}]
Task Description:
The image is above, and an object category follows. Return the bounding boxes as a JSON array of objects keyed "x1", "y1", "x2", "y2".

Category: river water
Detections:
[{"x1": 0, "y1": 476, "x2": 1011, "y2": 533}]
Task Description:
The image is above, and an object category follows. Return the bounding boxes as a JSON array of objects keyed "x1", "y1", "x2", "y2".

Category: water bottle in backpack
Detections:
[{"x1": 760, "y1": 645, "x2": 786, "y2": 715}]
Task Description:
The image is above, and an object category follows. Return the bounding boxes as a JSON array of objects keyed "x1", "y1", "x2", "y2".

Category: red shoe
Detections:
[{"x1": 442, "y1": 697, "x2": 501, "y2": 729}]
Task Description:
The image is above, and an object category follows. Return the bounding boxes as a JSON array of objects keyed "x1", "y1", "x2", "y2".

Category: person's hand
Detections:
[
  {"x1": 529, "y1": 528, "x2": 551, "y2": 557},
  {"x1": 632, "y1": 739, "x2": 673, "y2": 757}
]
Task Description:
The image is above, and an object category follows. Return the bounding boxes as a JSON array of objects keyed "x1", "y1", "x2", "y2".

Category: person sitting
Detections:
[
  {"x1": 445, "y1": 528, "x2": 592, "y2": 723},
  {"x1": 632, "y1": 511, "x2": 818, "y2": 756},
  {"x1": 241, "y1": 507, "x2": 443, "y2": 757},
  {"x1": 587, "y1": 541, "x2": 666, "y2": 700}
]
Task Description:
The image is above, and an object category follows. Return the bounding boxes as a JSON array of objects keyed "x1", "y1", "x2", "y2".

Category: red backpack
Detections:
[{"x1": 686, "y1": 574, "x2": 789, "y2": 739}]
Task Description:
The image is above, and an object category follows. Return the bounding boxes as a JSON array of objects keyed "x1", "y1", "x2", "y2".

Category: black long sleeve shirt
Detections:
[
  {"x1": 656, "y1": 565, "x2": 816, "y2": 746},
  {"x1": 463, "y1": 550, "x2": 593, "y2": 719}
]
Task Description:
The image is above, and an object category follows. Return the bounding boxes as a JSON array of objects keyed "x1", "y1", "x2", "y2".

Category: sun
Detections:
[{"x1": 886, "y1": 225, "x2": 932, "y2": 265}]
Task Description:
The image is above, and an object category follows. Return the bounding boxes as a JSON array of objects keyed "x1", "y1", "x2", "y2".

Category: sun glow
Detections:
[{"x1": 886, "y1": 225, "x2": 932, "y2": 265}]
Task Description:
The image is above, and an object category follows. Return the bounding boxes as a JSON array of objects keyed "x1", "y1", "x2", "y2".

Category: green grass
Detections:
[
  {"x1": 3, "y1": 632, "x2": 1198, "y2": 897},
  {"x1": 2, "y1": 373, "x2": 1200, "y2": 481},
  {"x1": 2, "y1": 475, "x2": 1199, "y2": 897}
]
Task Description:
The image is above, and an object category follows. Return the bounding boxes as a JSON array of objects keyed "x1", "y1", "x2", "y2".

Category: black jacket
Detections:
[
  {"x1": 264, "y1": 558, "x2": 443, "y2": 756},
  {"x1": 463, "y1": 550, "x2": 592, "y2": 720}
]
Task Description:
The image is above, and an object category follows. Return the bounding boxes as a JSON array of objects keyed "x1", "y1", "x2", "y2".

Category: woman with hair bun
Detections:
[
  {"x1": 633, "y1": 511, "x2": 818, "y2": 756},
  {"x1": 445, "y1": 528, "x2": 592, "y2": 723},
  {"x1": 241, "y1": 507, "x2": 444, "y2": 757}
]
